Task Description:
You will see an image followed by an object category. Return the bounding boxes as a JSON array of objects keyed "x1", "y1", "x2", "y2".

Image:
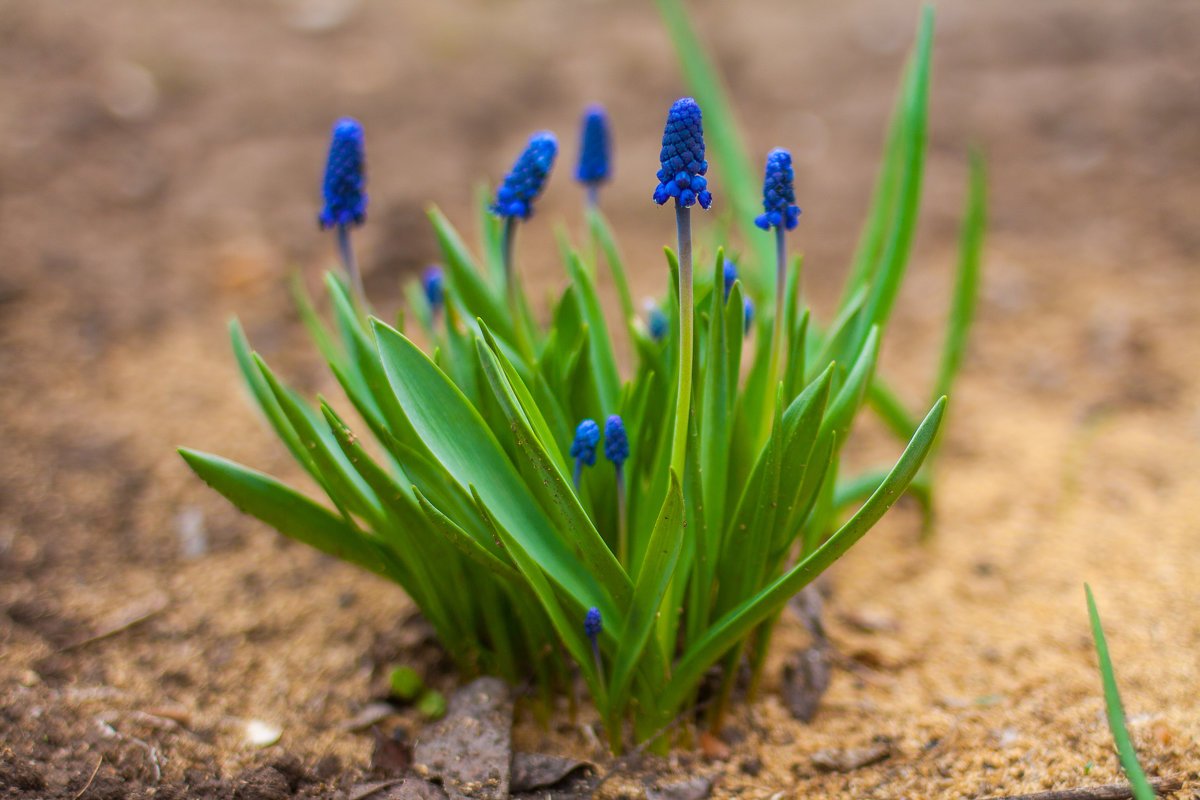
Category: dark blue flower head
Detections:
[
  {"x1": 584, "y1": 607, "x2": 602, "y2": 641},
  {"x1": 653, "y1": 98, "x2": 712, "y2": 210},
  {"x1": 723, "y1": 260, "x2": 738, "y2": 301},
  {"x1": 422, "y1": 265, "x2": 444, "y2": 312},
  {"x1": 319, "y1": 117, "x2": 368, "y2": 229},
  {"x1": 646, "y1": 301, "x2": 668, "y2": 342},
  {"x1": 576, "y1": 105, "x2": 611, "y2": 185},
  {"x1": 744, "y1": 297, "x2": 755, "y2": 334},
  {"x1": 754, "y1": 148, "x2": 801, "y2": 231},
  {"x1": 492, "y1": 131, "x2": 558, "y2": 220},
  {"x1": 604, "y1": 415, "x2": 628, "y2": 467},
  {"x1": 569, "y1": 419, "x2": 600, "y2": 467}
]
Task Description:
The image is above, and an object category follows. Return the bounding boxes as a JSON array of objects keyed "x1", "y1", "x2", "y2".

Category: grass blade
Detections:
[
  {"x1": 1085, "y1": 585, "x2": 1156, "y2": 800},
  {"x1": 933, "y1": 147, "x2": 987, "y2": 401}
]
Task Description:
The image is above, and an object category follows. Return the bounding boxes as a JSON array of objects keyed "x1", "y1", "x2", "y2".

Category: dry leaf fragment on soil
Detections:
[
  {"x1": 351, "y1": 778, "x2": 450, "y2": 800},
  {"x1": 645, "y1": 775, "x2": 713, "y2": 800},
  {"x1": 509, "y1": 752, "x2": 592, "y2": 793},
  {"x1": 782, "y1": 644, "x2": 833, "y2": 723},
  {"x1": 370, "y1": 725, "x2": 413, "y2": 776},
  {"x1": 810, "y1": 740, "x2": 892, "y2": 772},
  {"x1": 412, "y1": 677, "x2": 512, "y2": 800}
]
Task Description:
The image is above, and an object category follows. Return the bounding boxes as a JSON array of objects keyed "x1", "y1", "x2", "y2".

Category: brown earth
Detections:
[{"x1": 1, "y1": 0, "x2": 1198, "y2": 797}]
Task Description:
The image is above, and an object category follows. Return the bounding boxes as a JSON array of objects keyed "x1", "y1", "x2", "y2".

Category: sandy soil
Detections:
[{"x1": 1, "y1": 0, "x2": 1198, "y2": 797}]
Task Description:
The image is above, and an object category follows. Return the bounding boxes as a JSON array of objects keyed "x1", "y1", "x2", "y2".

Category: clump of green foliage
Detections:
[{"x1": 180, "y1": 4, "x2": 985, "y2": 750}]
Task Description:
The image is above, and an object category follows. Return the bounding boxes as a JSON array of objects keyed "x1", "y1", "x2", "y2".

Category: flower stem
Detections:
[
  {"x1": 765, "y1": 225, "x2": 787, "y2": 402},
  {"x1": 501, "y1": 217, "x2": 534, "y2": 360},
  {"x1": 573, "y1": 459, "x2": 584, "y2": 491},
  {"x1": 337, "y1": 223, "x2": 366, "y2": 309},
  {"x1": 670, "y1": 204, "x2": 694, "y2": 479},
  {"x1": 615, "y1": 466, "x2": 628, "y2": 566}
]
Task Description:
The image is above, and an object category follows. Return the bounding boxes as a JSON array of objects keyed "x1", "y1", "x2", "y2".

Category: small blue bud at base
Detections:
[
  {"x1": 319, "y1": 117, "x2": 368, "y2": 229},
  {"x1": 653, "y1": 98, "x2": 713, "y2": 210},
  {"x1": 603, "y1": 415, "x2": 629, "y2": 467},
  {"x1": 723, "y1": 260, "x2": 738, "y2": 301},
  {"x1": 569, "y1": 419, "x2": 600, "y2": 467},
  {"x1": 584, "y1": 607, "x2": 602, "y2": 641},
  {"x1": 422, "y1": 265, "x2": 444, "y2": 312},
  {"x1": 744, "y1": 297, "x2": 755, "y2": 334},
  {"x1": 754, "y1": 148, "x2": 801, "y2": 231},
  {"x1": 576, "y1": 105, "x2": 611, "y2": 185},
  {"x1": 492, "y1": 132, "x2": 558, "y2": 220},
  {"x1": 646, "y1": 301, "x2": 668, "y2": 342}
]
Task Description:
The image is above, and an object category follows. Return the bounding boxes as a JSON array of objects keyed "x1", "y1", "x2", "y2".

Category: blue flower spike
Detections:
[
  {"x1": 569, "y1": 419, "x2": 600, "y2": 489},
  {"x1": 422, "y1": 265, "x2": 444, "y2": 316},
  {"x1": 319, "y1": 117, "x2": 368, "y2": 303},
  {"x1": 492, "y1": 131, "x2": 558, "y2": 222},
  {"x1": 653, "y1": 98, "x2": 712, "y2": 211},
  {"x1": 723, "y1": 260, "x2": 738, "y2": 301},
  {"x1": 744, "y1": 297, "x2": 755, "y2": 335},
  {"x1": 655, "y1": 98, "x2": 711, "y2": 484},
  {"x1": 647, "y1": 302, "x2": 668, "y2": 342},
  {"x1": 754, "y1": 148, "x2": 801, "y2": 232},
  {"x1": 605, "y1": 415, "x2": 631, "y2": 564},
  {"x1": 492, "y1": 131, "x2": 557, "y2": 354},
  {"x1": 319, "y1": 118, "x2": 368, "y2": 230},
  {"x1": 584, "y1": 606, "x2": 605, "y2": 684},
  {"x1": 756, "y1": 148, "x2": 801, "y2": 401},
  {"x1": 576, "y1": 105, "x2": 611, "y2": 208}
]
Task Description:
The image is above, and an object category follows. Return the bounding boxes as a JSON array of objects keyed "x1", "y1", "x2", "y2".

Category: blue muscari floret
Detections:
[
  {"x1": 491, "y1": 131, "x2": 558, "y2": 220},
  {"x1": 319, "y1": 117, "x2": 368, "y2": 229},
  {"x1": 754, "y1": 148, "x2": 801, "y2": 231},
  {"x1": 723, "y1": 260, "x2": 738, "y2": 301},
  {"x1": 584, "y1": 607, "x2": 602, "y2": 641},
  {"x1": 744, "y1": 297, "x2": 755, "y2": 334},
  {"x1": 652, "y1": 98, "x2": 712, "y2": 210},
  {"x1": 604, "y1": 415, "x2": 628, "y2": 467},
  {"x1": 422, "y1": 265, "x2": 444, "y2": 312},
  {"x1": 647, "y1": 303, "x2": 668, "y2": 342},
  {"x1": 576, "y1": 105, "x2": 611, "y2": 185},
  {"x1": 570, "y1": 419, "x2": 600, "y2": 467}
]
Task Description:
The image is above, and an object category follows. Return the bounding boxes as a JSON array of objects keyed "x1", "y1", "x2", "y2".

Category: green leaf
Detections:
[
  {"x1": 850, "y1": 6, "x2": 934, "y2": 349},
  {"x1": 567, "y1": 252, "x2": 621, "y2": 412},
  {"x1": 427, "y1": 204, "x2": 515, "y2": 343},
  {"x1": 229, "y1": 319, "x2": 315, "y2": 476},
  {"x1": 608, "y1": 471, "x2": 685, "y2": 720},
  {"x1": 413, "y1": 486, "x2": 527, "y2": 589},
  {"x1": 371, "y1": 318, "x2": 624, "y2": 620},
  {"x1": 1086, "y1": 585, "x2": 1156, "y2": 800},
  {"x1": 179, "y1": 449, "x2": 391, "y2": 578},
  {"x1": 933, "y1": 147, "x2": 987, "y2": 401},
  {"x1": 468, "y1": 485, "x2": 609, "y2": 712},
  {"x1": 474, "y1": 332, "x2": 630, "y2": 602},
  {"x1": 587, "y1": 208, "x2": 637, "y2": 337},
  {"x1": 659, "y1": 396, "x2": 946, "y2": 714},
  {"x1": 700, "y1": 252, "x2": 733, "y2": 542},
  {"x1": 253, "y1": 354, "x2": 384, "y2": 525}
]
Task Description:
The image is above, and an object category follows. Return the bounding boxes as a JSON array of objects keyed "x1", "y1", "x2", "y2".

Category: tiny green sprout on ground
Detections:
[{"x1": 180, "y1": 3, "x2": 986, "y2": 751}]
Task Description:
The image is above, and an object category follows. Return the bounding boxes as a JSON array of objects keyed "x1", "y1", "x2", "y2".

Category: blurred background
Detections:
[{"x1": 1, "y1": 0, "x2": 1197, "y2": 791}]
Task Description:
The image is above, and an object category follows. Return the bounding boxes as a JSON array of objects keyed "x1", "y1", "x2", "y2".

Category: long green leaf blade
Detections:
[
  {"x1": 179, "y1": 449, "x2": 390, "y2": 578},
  {"x1": 933, "y1": 147, "x2": 987, "y2": 401},
  {"x1": 1086, "y1": 585, "x2": 1156, "y2": 800}
]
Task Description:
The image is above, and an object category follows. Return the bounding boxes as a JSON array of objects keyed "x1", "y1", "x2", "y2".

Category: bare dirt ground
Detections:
[{"x1": 1, "y1": 0, "x2": 1198, "y2": 797}]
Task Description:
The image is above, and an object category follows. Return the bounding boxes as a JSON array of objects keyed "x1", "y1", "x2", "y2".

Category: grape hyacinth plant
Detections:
[{"x1": 181, "y1": 5, "x2": 985, "y2": 751}]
